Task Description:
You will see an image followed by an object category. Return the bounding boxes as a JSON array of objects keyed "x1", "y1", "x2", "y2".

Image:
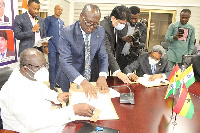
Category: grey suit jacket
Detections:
[
  {"x1": 123, "y1": 52, "x2": 171, "y2": 78},
  {"x1": 100, "y1": 16, "x2": 120, "y2": 72},
  {"x1": 57, "y1": 21, "x2": 108, "y2": 92},
  {"x1": 14, "y1": 12, "x2": 46, "y2": 55}
]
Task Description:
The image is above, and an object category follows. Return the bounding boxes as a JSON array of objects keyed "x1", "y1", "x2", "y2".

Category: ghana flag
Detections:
[
  {"x1": 173, "y1": 83, "x2": 194, "y2": 119},
  {"x1": 164, "y1": 64, "x2": 180, "y2": 99}
]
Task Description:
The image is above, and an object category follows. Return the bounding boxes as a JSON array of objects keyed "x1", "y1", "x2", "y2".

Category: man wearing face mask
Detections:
[
  {"x1": 99, "y1": 5, "x2": 131, "y2": 83},
  {"x1": 0, "y1": 48, "x2": 95, "y2": 133},
  {"x1": 123, "y1": 45, "x2": 171, "y2": 81}
]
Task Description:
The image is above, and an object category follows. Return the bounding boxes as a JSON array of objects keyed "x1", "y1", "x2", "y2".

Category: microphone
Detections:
[
  {"x1": 110, "y1": 85, "x2": 135, "y2": 104},
  {"x1": 35, "y1": 16, "x2": 39, "y2": 33}
]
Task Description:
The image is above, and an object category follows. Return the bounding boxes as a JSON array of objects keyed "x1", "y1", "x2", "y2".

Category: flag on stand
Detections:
[
  {"x1": 173, "y1": 83, "x2": 194, "y2": 119},
  {"x1": 164, "y1": 65, "x2": 180, "y2": 99},
  {"x1": 176, "y1": 65, "x2": 195, "y2": 89},
  {"x1": 22, "y1": 0, "x2": 28, "y2": 13}
]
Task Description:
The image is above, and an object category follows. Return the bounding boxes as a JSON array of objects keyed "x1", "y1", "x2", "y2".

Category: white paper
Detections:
[
  {"x1": 69, "y1": 92, "x2": 119, "y2": 120},
  {"x1": 137, "y1": 74, "x2": 169, "y2": 87},
  {"x1": 109, "y1": 88, "x2": 120, "y2": 98},
  {"x1": 34, "y1": 36, "x2": 52, "y2": 47}
]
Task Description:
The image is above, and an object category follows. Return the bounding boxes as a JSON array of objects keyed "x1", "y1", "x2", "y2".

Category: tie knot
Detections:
[{"x1": 1, "y1": 52, "x2": 5, "y2": 57}]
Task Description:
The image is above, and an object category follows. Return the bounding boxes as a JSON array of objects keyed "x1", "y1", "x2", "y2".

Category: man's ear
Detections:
[{"x1": 111, "y1": 16, "x2": 115, "y2": 22}]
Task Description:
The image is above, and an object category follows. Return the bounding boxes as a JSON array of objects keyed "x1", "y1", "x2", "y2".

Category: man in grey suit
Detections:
[
  {"x1": 14, "y1": 0, "x2": 47, "y2": 56},
  {"x1": 57, "y1": 4, "x2": 108, "y2": 98},
  {"x1": 124, "y1": 45, "x2": 171, "y2": 81},
  {"x1": 0, "y1": 0, "x2": 9, "y2": 22}
]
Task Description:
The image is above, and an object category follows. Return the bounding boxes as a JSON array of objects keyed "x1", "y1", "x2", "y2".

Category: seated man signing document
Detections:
[
  {"x1": 123, "y1": 45, "x2": 171, "y2": 81},
  {"x1": 0, "y1": 48, "x2": 95, "y2": 133}
]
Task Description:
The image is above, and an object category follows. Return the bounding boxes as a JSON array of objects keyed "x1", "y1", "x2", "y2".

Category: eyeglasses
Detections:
[
  {"x1": 82, "y1": 16, "x2": 99, "y2": 28},
  {"x1": 149, "y1": 54, "x2": 160, "y2": 61},
  {"x1": 24, "y1": 63, "x2": 49, "y2": 70}
]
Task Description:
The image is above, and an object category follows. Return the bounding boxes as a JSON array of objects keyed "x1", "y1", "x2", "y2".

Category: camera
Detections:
[
  {"x1": 131, "y1": 30, "x2": 141, "y2": 47},
  {"x1": 178, "y1": 28, "x2": 184, "y2": 34}
]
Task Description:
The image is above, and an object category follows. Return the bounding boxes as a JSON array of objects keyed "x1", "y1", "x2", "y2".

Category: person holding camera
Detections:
[
  {"x1": 117, "y1": 6, "x2": 147, "y2": 70},
  {"x1": 165, "y1": 9, "x2": 195, "y2": 69}
]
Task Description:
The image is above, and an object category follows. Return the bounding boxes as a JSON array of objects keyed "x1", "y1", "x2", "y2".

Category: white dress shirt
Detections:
[{"x1": 0, "y1": 68, "x2": 75, "y2": 133}]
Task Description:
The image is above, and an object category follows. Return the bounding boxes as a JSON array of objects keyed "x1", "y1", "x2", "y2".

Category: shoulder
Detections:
[{"x1": 187, "y1": 23, "x2": 195, "y2": 29}]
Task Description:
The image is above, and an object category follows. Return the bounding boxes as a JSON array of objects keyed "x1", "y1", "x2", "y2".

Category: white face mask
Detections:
[
  {"x1": 115, "y1": 22, "x2": 125, "y2": 30},
  {"x1": 148, "y1": 57, "x2": 159, "y2": 65},
  {"x1": 25, "y1": 67, "x2": 49, "y2": 82}
]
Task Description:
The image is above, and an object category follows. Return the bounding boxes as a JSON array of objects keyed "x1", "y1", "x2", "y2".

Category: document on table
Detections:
[
  {"x1": 69, "y1": 91, "x2": 119, "y2": 120},
  {"x1": 137, "y1": 74, "x2": 169, "y2": 87}
]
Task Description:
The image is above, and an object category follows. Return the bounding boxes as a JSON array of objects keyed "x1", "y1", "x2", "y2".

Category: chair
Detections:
[
  {"x1": 0, "y1": 67, "x2": 13, "y2": 129},
  {"x1": 182, "y1": 55, "x2": 197, "y2": 68}
]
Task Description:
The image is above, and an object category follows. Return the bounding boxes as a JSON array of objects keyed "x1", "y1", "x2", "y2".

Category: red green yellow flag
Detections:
[
  {"x1": 164, "y1": 65, "x2": 180, "y2": 99},
  {"x1": 173, "y1": 83, "x2": 194, "y2": 119}
]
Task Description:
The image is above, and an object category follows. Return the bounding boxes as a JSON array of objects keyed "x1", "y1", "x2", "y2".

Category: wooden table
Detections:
[{"x1": 63, "y1": 76, "x2": 200, "y2": 133}]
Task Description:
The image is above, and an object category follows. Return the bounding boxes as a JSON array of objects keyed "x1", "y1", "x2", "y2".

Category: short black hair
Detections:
[
  {"x1": 110, "y1": 5, "x2": 130, "y2": 20},
  {"x1": 0, "y1": 30, "x2": 7, "y2": 40},
  {"x1": 28, "y1": 0, "x2": 40, "y2": 5},
  {"x1": 129, "y1": 6, "x2": 140, "y2": 15},
  {"x1": 181, "y1": 9, "x2": 191, "y2": 15}
]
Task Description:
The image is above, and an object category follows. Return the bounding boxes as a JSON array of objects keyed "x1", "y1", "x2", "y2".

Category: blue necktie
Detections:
[
  {"x1": 151, "y1": 64, "x2": 155, "y2": 74},
  {"x1": 84, "y1": 34, "x2": 91, "y2": 81}
]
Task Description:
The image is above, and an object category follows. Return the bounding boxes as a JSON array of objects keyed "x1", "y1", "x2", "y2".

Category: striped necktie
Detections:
[{"x1": 84, "y1": 34, "x2": 91, "y2": 81}]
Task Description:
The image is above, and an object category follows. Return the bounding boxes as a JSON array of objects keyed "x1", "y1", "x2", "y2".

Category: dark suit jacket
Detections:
[
  {"x1": 192, "y1": 55, "x2": 200, "y2": 81},
  {"x1": 123, "y1": 52, "x2": 171, "y2": 78},
  {"x1": 56, "y1": 21, "x2": 108, "y2": 92},
  {"x1": 14, "y1": 12, "x2": 46, "y2": 55},
  {"x1": 100, "y1": 16, "x2": 120, "y2": 72},
  {"x1": 4, "y1": 15, "x2": 9, "y2": 22},
  {"x1": 6, "y1": 49, "x2": 15, "y2": 57}
]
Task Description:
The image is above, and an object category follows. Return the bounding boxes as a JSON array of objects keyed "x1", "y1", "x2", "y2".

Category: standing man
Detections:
[
  {"x1": 14, "y1": 0, "x2": 48, "y2": 55},
  {"x1": 57, "y1": 4, "x2": 109, "y2": 98},
  {"x1": 100, "y1": 5, "x2": 131, "y2": 83},
  {"x1": 165, "y1": 9, "x2": 195, "y2": 68},
  {"x1": 118, "y1": 6, "x2": 147, "y2": 70},
  {"x1": 0, "y1": 0, "x2": 9, "y2": 22},
  {"x1": 0, "y1": 30, "x2": 15, "y2": 59},
  {"x1": 44, "y1": 5, "x2": 64, "y2": 89}
]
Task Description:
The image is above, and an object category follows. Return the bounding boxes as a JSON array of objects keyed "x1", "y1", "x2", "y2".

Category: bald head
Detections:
[
  {"x1": 54, "y1": 5, "x2": 63, "y2": 18},
  {"x1": 19, "y1": 48, "x2": 45, "y2": 68},
  {"x1": 81, "y1": 4, "x2": 101, "y2": 18}
]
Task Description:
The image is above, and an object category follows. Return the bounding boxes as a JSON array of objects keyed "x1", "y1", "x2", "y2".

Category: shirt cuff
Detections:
[
  {"x1": 99, "y1": 72, "x2": 107, "y2": 79},
  {"x1": 73, "y1": 75, "x2": 86, "y2": 85},
  {"x1": 161, "y1": 74, "x2": 167, "y2": 80},
  {"x1": 127, "y1": 73, "x2": 133, "y2": 77},
  {"x1": 113, "y1": 69, "x2": 121, "y2": 76}
]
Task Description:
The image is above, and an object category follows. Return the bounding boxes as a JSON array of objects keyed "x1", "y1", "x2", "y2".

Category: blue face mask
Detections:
[{"x1": 115, "y1": 22, "x2": 125, "y2": 30}]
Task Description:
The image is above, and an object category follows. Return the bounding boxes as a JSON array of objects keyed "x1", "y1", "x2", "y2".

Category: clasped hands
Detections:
[{"x1": 81, "y1": 76, "x2": 109, "y2": 99}]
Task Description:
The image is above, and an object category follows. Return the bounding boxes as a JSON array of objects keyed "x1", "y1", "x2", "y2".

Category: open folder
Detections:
[
  {"x1": 69, "y1": 83, "x2": 119, "y2": 120},
  {"x1": 34, "y1": 36, "x2": 52, "y2": 47}
]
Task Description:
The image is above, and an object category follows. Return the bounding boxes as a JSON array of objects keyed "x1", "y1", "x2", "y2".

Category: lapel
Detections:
[
  {"x1": 155, "y1": 60, "x2": 162, "y2": 74},
  {"x1": 145, "y1": 53, "x2": 152, "y2": 74},
  {"x1": 23, "y1": 12, "x2": 33, "y2": 29},
  {"x1": 74, "y1": 22, "x2": 85, "y2": 58}
]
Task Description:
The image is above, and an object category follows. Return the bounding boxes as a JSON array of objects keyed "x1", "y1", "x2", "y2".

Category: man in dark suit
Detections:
[
  {"x1": 0, "y1": 0, "x2": 9, "y2": 22},
  {"x1": 124, "y1": 45, "x2": 171, "y2": 81},
  {"x1": 118, "y1": 6, "x2": 147, "y2": 70},
  {"x1": 45, "y1": 5, "x2": 64, "y2": 89},
  {"x1": 0, "y1": 30, "x2": 15, "y2": 59},
  {"x1": 57, "y1": 4, "x2": 108, "y2": 98},
  {"x1": 100, "y1": 5, "x2": 131, "y2": 83},
  {"x1": 14, "y1": 0, "x2": 47, "y2": 56}
]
